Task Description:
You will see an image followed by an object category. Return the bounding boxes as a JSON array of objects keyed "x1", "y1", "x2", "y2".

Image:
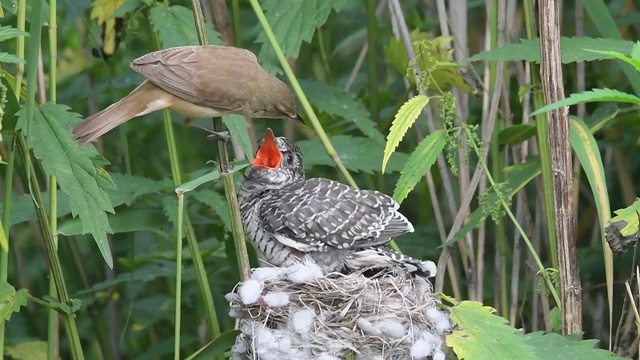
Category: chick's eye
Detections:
[{"x1": 284, "y1": 153, "x2": 295, "y2": 166}]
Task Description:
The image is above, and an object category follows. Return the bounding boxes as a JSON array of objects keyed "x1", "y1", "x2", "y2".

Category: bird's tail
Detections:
[
  {"x1": 346, "y1": 247, "x2": 437, "y2": 278},
  {"x1": 73, "y1": 81, "x2": 167, "y2": 145}
]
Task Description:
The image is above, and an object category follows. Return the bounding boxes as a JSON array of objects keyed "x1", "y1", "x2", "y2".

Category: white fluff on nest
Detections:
[{"x1": 227, "y1": 261, "x2": 451, "y2": 360}]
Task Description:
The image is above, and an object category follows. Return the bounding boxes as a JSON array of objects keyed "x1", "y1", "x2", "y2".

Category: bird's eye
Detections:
[{"x1": 284, "y1": 153, "x2": 295, "y2": 166}]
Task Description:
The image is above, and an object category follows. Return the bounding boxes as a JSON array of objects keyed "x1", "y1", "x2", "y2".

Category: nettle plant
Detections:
[{"x1": 381, "y1": 35, "x2": 639, "y2": 358}]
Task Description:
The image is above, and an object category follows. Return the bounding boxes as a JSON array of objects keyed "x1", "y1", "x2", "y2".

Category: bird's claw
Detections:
[{"x1": 206, "y1": 131, "x2": 230, "y2": 142}]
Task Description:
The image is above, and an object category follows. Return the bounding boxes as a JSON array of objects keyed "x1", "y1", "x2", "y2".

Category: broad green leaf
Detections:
[
  {"x1": 299, "y1": 79, "x2": 385, "y2": 144},
  {"x1": 176, "y1": 163, "x2": 250, "y2": 193},
  {"x1": 192, "y1": 189, "x2": 232, "y2": 231},
  {"x1": 444, "y1": 157, "x2": 541, "y2": 247},
  {"x1": 256, "y1": 0, "x2": 346, "y2": 73},
  {"x1": 608, "y1": 200, "x2": 640, "y2": 238},
  {"x1": 393, "y1": 130, "x2": 447, "y2": 203},
  {"x1": 447, "y1": 301, "x2": 539, "y2": 360},
  {"x1": 298, "y1": 135, "x2": 409, "y2": 174},
  {"x1": 0, "y1": 53, "x2": 25, "y2": 64},
  {"x1": 186, "y1": 330, "x2": 241, "y2": 360},
  {"x1": 223, "y1": 114, "x2": 254, "y2": 161},
  {"x1": 498, "y1": 123, "x2": 537, "y2": 145},
  {"x1": 582, "y1": 104, "x2": 619, "y2": 132},
  {"x1": 5, "y1": 341, "x2": 47, "y2": 360},
  {"x1": 531, "y1": 88, "x2": 640, "y2": 116},
  {"x1": 524, "y1": 331, "x2": 625, "y2": 359},
  {"x1": 149, "y1": 4, "x2": 222, "y2": 49},
  {"x1": 605, "y1": 199, "x2": 640, "y2": 254},
  {"x1": 0, "y1": 281, "x2": 28, "y2": 321},
  {"x1": 16, "y1": 103, "x2": 115, "y2": 268},
  {"x1": 382, "y1": 95, "x2": 430, "y2": 173},
  {"x1": 58, "y1": 208, "x2": 168, "y2": 236},
  {"x1": 465, "y1": 37, "x2": 634, "y2": 64}
]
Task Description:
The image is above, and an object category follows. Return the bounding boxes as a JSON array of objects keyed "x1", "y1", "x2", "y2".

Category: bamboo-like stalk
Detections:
[
  {"x1": 366, "y1": 0, "x2": 379, "y2": 125},
  {"x1": 47, "y1": 0, "x2": 60, "y2": 357},
  {"x1": 0, "y1": 142, "x2": 15, "y2": 356},
  {"x1": 174, "y1": 194, "x2": 185, "y2": 360}
]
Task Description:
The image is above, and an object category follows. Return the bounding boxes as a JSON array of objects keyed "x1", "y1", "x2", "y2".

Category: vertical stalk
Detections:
[
  {"x1": 47, "y1": 0, "x2": 60, "y2": 357},
  {"x1": 0, "y1": 143, "x2": 15, "y2": 356},
  {"x1": 366, "y1": 0, "x2": 379, "y2": 124},
  {"x1": 174, "y1": 194, "x2": 185, "y2": 360}
]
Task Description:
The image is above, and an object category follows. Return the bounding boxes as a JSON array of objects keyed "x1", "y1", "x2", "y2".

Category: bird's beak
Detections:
[
  {"x1": 294, "y1": 113, "x2": 305, "y2": 124},
  {"x1": 253, "y1": 128, "x2": 282, "y2": 169}
]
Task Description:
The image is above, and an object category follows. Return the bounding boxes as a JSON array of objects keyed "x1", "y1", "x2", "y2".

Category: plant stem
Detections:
[
  {"x1": 174, "y1": 194, "x2": 185, "y2": 360},
  {"x1": 248, "y1": 0, "x2": 358, "y2": 189},
  {"x1": 0, "y1": 141, "x2": 15, "y2": 356},
  {"x1": 366, "y1": 0, "x2": 379, "y2": 125}
]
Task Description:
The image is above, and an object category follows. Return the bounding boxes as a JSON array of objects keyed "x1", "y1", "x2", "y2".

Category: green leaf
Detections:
[
  {"x1": 223, "y1": 114, "x2": 254, "y2": 161},
  {"x1": 16, "y1": 103, "x2": 115, "y2": 268},
  {"x1": 0, "y1": 74, "x2": 21, "y2": 132},
  {"x1": 0, "y1": 53, "x2": 25, "y2": 64},
  {"x1": 298, "y1": 79, "x2": 385, "y2": 144},
  {"x1": 531, "y1": 88, "x2": 640, "y2": 116},
  {"x1": 448, "y1": 301, "x2": 624, "y2": 360},
  {"x1": 382, "y1": 95, "x2": 430, "y2": 173},
  {"x1": 393, "y1": 130, "x2": 447, "y2": 203},
  {"x1": 298, "y1": 135, "x2": 408, "y2": 174},
  {"x1": 605, "y1": 199, "x2": 640, "y2": 254},
  {"x1": 586, "y1": 48, "x2": 640, "y2": 73},
  {"x1": 186, "y1": 330, "x2": 241, "y2": 360},
  {"x1": 256, "y1": 0, "x2": 346, "y2": 73},
  {"x1": 0, "y1": 25, "x2": 29, "y2": 42},
  {"x1": 447, "y1": 301, "x2": 538, "y2": 360},
  {"x1": 192, "y1": 189, "x2": 232, "y2": 231},
  {"x1": 444, "y1": 157, "x2": 541, "y2": 247},
  {"x1": 5, "y1": 341, "x2": 48, "y2": 360},
  {"x1": 162, "y1": 195, "x2": 181, "y2": 236},
  {"x1": 498, "y1": 123, "x2": 537, "y2": 146},
  {"x1": 58, "y1": 208, "x2": 168, "y2": 236},
  {"x1": 465, "y1": 37, "x2": 635, "y2": 64},
  {"x1": 0, "y1": 281, "x2": 28, "y2": 321},
  {"x1": 0, "y1": 222, "x2": 6, "y2": 253},
  {"x1": 149, "y1": 4, "x2": 222, "y2": 48},
  {"x1": 176, "y1": 163, "x2": 250, "y2": 193}
]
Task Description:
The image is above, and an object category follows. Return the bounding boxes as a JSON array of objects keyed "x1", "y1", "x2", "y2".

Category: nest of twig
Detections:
[{"x1": 226, "y1": 260, "x2": 451, "y2": 360}]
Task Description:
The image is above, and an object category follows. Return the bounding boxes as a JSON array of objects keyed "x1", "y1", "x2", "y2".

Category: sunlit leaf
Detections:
[
  {"x1": 0, "y1": 281, "x2": 28, "y2": 321},
  {"x1": 5, "y1": 341, "x2": 47, "y2": 360},
  {"x1": 299, "y1": 79, "x2": 385, "y2": 144},
  {"x1": 256, "y1": 0, "x2": 346, "y2": 73},
  {"x1": 16, "y1": 103, "x2": 115, "y2": 268},
  {"x1": 393, "y1": 130, "x2": 446, "y2": 203},
  {"x1": 531, "y1": 88, "x2": 640, "y2": 116},
  {"x1": 382, "y1": 95, "x2": 429, "y2": 173},
  {"x1": 90, "y1": 0, "x2": 125, "y2": 55}
]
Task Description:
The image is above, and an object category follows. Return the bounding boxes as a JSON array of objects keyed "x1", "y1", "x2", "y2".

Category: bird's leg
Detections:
[{"x1": 188, "y1": 122, "x2": 230, "y2": 142}]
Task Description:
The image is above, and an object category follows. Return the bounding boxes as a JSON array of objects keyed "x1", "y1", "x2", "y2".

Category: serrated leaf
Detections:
[
  {"x1": 393, "y1": 130, "x2": 446, "y2": 203},
  {"x1": 256, "y1": 0, "x2": 346, "y2": 73},
  {"x1": 382, "y1": 95, "x2": 430, "y2": 173},
  {"x1": 0, "y1": 281, "x2": 28, "y2": 321},
  {"x1": 448, "y1": 301, "x2": 538, "y2": 360},
  {"x1": 585, "y1": 48, "x2": 640, "y2": 73},
  {"x1": 5, "y1": 341, "x2": 48, "y2": 360},
  {"x1": 444, "y1": 157, "x2": 541, "y2": 247},
  {"x1": 298, "y1": 135, "x2": 408, "y2": 174},
  {"x1": 223, "y1": 114, "x2": 254, "y2": 161},
  {"x1": 162, "y1": 195, "x2": 181, "y2": 237},
  {"x1": 0, "y1": 25, "x2": 29, "y2": 42},
  {"x1": 299, "y1": 79, "x2": 385, "y2": 144},
  {"x1": 524, "y1": 331, "x2": 625, "y2": 359},
  {"x1": 466, "y1": 37, "x2": 635, "y2": 64},
  {"x1": 16, "y1": 103, "x2": 115, "y2": 268},
  {"x1": 0, "y1": 52, "x2": 24, "y2": 64},
  {"x1": 192, "y1": 189, "x2": 231, "y2": 231},
  {"x1": 608, "y1": 199, "x2": 640, "y2": 238},
  {"x1": 531, "y1": 88, "x2": 640, "y2": 116},
  {"x1": 149, "y1": 4, "x2": 222, "y2": 48}
]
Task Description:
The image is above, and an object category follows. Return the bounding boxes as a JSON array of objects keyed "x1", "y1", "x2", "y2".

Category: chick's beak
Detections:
[{"x1": 252, "y1": 128, "x2": 282, "y2": 169}]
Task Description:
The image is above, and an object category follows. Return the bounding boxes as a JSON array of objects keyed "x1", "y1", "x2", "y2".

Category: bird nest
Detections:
[{"x1": 226, "y1": 261, "x2": 451, "y2": 360}]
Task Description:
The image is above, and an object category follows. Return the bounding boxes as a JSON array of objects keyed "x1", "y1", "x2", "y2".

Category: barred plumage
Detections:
[{"x1": 237, "y1": 129, "x2": 436, "y2": 278}]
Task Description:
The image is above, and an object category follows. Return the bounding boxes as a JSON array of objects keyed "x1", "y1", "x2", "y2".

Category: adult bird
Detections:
[
  {"x1": 73, "y1": 45, "x2": 302, "y2": 145},
  {"x1": 238, "y1": 129, "x2": 436, "y2": 278}
]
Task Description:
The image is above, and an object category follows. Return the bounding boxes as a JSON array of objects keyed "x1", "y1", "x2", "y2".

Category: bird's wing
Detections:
[
  {"x1": 260, "y1": 178, "x2": 413, "y2": 252},
  {"x1": 130, "y1": 45, "x2": 260, "y2": 113}
]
